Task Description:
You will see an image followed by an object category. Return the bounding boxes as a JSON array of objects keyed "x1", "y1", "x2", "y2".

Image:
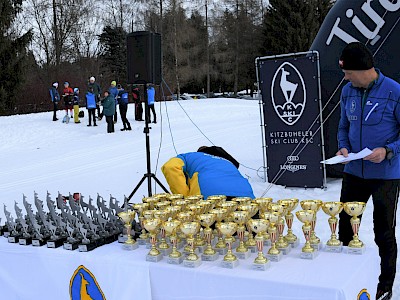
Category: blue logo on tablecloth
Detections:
[
  {"x1": 70, "y1": 265, "x2": 106, "y2": 300},
  {"x1": 357, "y1": 288, "x2": 370, "y2": 300}
]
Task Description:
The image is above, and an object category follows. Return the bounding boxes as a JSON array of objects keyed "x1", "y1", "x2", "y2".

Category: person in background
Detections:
[
  {"x1": 336, "y1": 42, "x2": 400, "y2": 300},
  {"x1": 109, "y1": 81, "x2": 118, "y2": 123},
  {"x1": 147, "y1": 84, "x2": 156, "y2": 123},
  {"x1": 62, "y1": 82, "x2": 74, "y2": 120},
  {"x1": 49, "y1": 82, "x2": 60, "y2": 121},
  {"x1": 86, "y1": 87, "x2": 97, "y2": 127},
  {"x1": 117, "y1": 84, "x2": 131, "y2": 131},
  {"x1": 72, "y1": 88, "x2": 81, "y2": 124},
  {"x1": 101, "y1": 90, "x2": 116, "y2": 133},
  {"x1": 88, "y1": 76, "x2": 101, "y2": 119},
  {"x1": 161, "y1": 146, "x2": 254, "y2": 199},
  {"x1": 132, "y1": 85, "x2": 143, "y2": 121}
]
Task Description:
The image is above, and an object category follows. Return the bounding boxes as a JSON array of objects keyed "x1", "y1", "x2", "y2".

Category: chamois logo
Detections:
[
  {"x1": 271, "y1": 62, "x2": 306, "y2": 126},
  {"x1": 70, "y1": 265, "x2": 106, "y2": 300}
]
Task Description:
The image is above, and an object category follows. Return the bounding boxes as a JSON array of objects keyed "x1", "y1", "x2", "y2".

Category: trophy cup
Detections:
[
  {"x1": 239, "y1": 203, "x2": 259, "y2": 253},
  {"x1": 199, "y1": 213, "x2": 219, "y2": 261},
  {"x1": 153, "y1": 193, "x2": 170, "y2": 201},
  {"x1": 210, "y1": 208, "x2": 228, "y2": 255},
  {"x1": 180, "y1": 221, "x2": 202, "y2": 268},
  {"x1": 63, "y1": 222, "x2": 81, "y2": 250},
  {"x1": 168, "y1": 194, "x2": 184, "y2": 202},
  {"x1": 254, "y1": 198, "x2": 273, "y2": 214},
  {"x1": 343, "y1": 202, "x2": 367, "y2": 254},
  {"x1": 188, "y1": 204, "x2": 206, "y2": 253},
  {"x1": 118, "y1": 211, "x2": 138, "y2": 250},
  {"x1": 321, "y1": 202, "x2": 344, "y2": 253},
  {"x1": 296, "y1": 210, "x2": 318, "y2": 259},
  {"x1": 300, "y1": 200, "x2": 322, "y2": 250},
  {"x1": 232, "y1": 197, "x2": 252, "y2": 206},
  {"x1": 232, "y1": 210, "x2": 251, "y2": 259},
  {"x1": 154, "y1": 210, "x2": 171, "y2": 256},
  {"x1": 219, "y1": 222, "x2": 239, "y2": 268},
  {"x1": 133, "y1": 202, "x2": 150, "y2": 245},
  {"x1": 142, "y1": 197, "x2": 159, "y2": 210},
  {"x1": 266, "y1": 212, "x2": 283, "y2": 262},
  {"x1": 277, "y1": 198, "x2": 299, "y2": 248},
  {"x1": 143, "y1": 209, "x2": 157, "y2": 248},
  {"x1": 143, "y1": 218, "x2": 163, "y2": 262},
  {"x1": 163, "y1": 220, "x2": 183, "y2": 264},
  {"x1": 248, "y1": 219, "x2": 270, "y2": 271}
]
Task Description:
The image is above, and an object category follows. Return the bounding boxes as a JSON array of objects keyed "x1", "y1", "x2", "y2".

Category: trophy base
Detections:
[
  {"x1": 183, "y1": 258, "x2": 202, "y2": 268},
  {"x1": 19, "y1": 237, "x2": 32, "y2": 245},
  {"x1": 195, "y1": 245, "x2": 206, "y2": 253},
  {"x1": 159, "y1": 247, "x2": 172, "y2": 256},
  {"x1": 101, "y1": 234, "x2": 116, "y2": 244},
  {"x1": 137, "y1": 238, "x2": 148, "y2": 245},
  {"x1": 310, "y1": 242, "x2": 322, "y2": 251},
  {"x1": 325, "y1": 243, "x2": 343, "y2": 253},
  {"x1": 78, "y1": 242, "x2": 97, "y2": 252},
  {"x1": 300, "y1": 251, "x2": 318, "y2": 260},
  {"x1": 236, "y1": 249, "x2": 251, "y2": 260},
  {"x1": 252, "y1": 261, "x2": 271, "y2": 271},
  {"x1": 63, "y1": 241, "x2": 80, "y2": 250},
  {"x1": 215, "y1": 247, "x2": 228, "y2": 255},
  {"x1": 288, "y1": 239, "x2": 300, "y2": 248},
  {"x1": 248, "y1": 245, "x2": 257, "y2": 253},
  {"x1": 118, "y1": 234, "x2": 127, "y2": 243},
  {"x1": 267, "y1": 252, "x2": 283, "y2": 262},
  {"x1": 146, "y1": 253, "x2": 163, "y2": 262},
  {"x1": 221, "y1": 259, "x2": 239, "y2": 269},
  {"x1": 277, "y1": 245, "x2": 291, "y2": 255},
  {"x1": 346, "y1": 245, "x2": 366, "y2": 255},
  {"x1": 263, "y1": 240, "x2": 271, "y2": 247},
  {"x1": 167, "y1": 256, "x2": 184, "y2": 265},
  {"x1": 32, "y1": 238, "x2": 48, "y2": 246},
  {"x1": 3, "y1": 231, "x2": 10, "y2": 238},
  {"x1": 8, "y1": 235, "x2": 21, "y2": 243},
  {"x1": 201, "y1": 252, "x2": 219, "y2": 261},
  {"x1": 123, "y1": 242, "x2": 139, "y2": 251},
  {"x1": 47, "y1": 237, "x2": 67, "y2": 248},
  {"x1": 183, "y1": 248, "x2": 200, "y2": 256}
]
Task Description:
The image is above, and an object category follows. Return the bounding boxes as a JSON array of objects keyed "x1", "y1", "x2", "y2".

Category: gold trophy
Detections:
[
  {"x1": 277, "y1": 198, "x2": 299, "y2": 247},
  {"x1": 232, "y1": 197, "x2": 252, "y2": 206},
  {"x1": 167, "y1": 194, "x2": 184, "y2": 201},
  {"x1": 163, "y1": 220, "x2": 183, "y2": 264},
  {"x1": 266, "y1": 212, "x2": 282, "y2": 262},
  {"x1": 118, "y1": 210, "x2": 138, "y2": 250},
  {"x1": 321, "y1": 202, "x2": 344, "y2": 253},
  {"x1": 232, "y1": 210, "x2": 251, "y2": 259},
  {"x1": 343, "y1": 201, "x2": 367, "y2": 254},
  {"x1": 207, "y1": 195, "x2": 226, "y2": 208},
  {"x1": 188, "y1": 204, "x2": 206, "y2": 252},
  {"x1": 296, "y1": 210, "x2": 317, "y2": 259},
  {"x1": 218, "y1": 222, "x2": 239, "y2": 268},
  {"x1": 153, "y1": 193, "x2": 170, "y2": 201},
  {"x1": 300, "y1": 200, "x2": 322, "y2": 250},
  {"x1": 153, "y1": 210, "x2": 171, "y2": 256},
  {"x1": 132, "y1": 202, "x2": 149, "y2": 245},
  {"x1": 180, "y1": 221, "x2": 202, "y2": 267},
  {"x1": 248, "y1": 219, "x2": 270, "y2": 271},
  {"x1": 253, "y1": 198, "x2": 273, "y2": 214},
  {"x1": 239, "y1": 203, "x2": 259, "y2": 253},
  {"x1": 177, "y1": 211, "x2": 193, "y2": 250},
  {"x1": 275, "y1": 215, "x2": 291, "y2": 255},
  {"x1": 143, "y1": 218, "x2": 163, "y2": 262},
  {"x1": 142, "y1": 196, "x2": 159, "y2": 210},
  {"x1": 199, "y1": 213, "x2": 219, "y2": 261},
  {"x1": 210, "y1": 208, "x2": 228, "y2": 255}
]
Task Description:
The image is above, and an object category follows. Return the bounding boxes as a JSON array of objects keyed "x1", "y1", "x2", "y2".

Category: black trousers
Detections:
[
  {"x1": 119, "y1": 104, "x2": 131, "y2": 129},
  {"x1": 53, "y1": 102, "x2": 58, "y2": 121},
  {"x1": 147, "y1": 104, "x2": 156, "y2": 122},
  {"x1": 338, "y1": 173, "x2": 399, "y2": 290},
  {"x1": 88, "y1": 108, "x2": 96, "y2": 125},
  {"x1": 105, "y1": 116, "x2": 114, "y2": 133},
  {"x1": 135, "y1": 102, "x2": 143, "y2": 120}
]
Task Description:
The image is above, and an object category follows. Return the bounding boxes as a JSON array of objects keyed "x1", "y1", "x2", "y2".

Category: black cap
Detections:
[{"x1": 339, "y1": 42, "x2": 374, "y2": 70}]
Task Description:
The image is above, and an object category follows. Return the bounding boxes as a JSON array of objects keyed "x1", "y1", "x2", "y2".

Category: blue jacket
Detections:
[
  {"x1": 161, "y1": 152, "x2": 255, "y2": 199},
  {"x1": 147, "y1": 87, "x2": 155, "y2": 105},
  {"x1": 109, "y1": 86, "x2": 118, "y2": 105},
  {"x1": 49, "y1": 87, "x2": 60, "y2": 102},
  {"x1": 338, "y1": 70, "x2": 400, "y2": 179}
]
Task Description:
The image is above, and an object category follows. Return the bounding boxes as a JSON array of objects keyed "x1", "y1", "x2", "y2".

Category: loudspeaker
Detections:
[{"x1": 127, "y1": 31, "x2": 162, "y2": 85}]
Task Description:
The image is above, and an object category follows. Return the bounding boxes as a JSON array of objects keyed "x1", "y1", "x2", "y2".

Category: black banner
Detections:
[{"x1": 258, "y1": 52, "x2": 325, "y2": 188}]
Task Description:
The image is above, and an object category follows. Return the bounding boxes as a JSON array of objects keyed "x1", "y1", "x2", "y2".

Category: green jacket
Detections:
[{"x1": 101, "y1": 94, "x2": 116, "y2": 116}]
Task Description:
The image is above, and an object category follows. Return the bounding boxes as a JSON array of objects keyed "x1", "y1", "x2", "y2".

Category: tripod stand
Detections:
[{"x1": 127, "y1": 82, "x2": 169, "y2": 200}]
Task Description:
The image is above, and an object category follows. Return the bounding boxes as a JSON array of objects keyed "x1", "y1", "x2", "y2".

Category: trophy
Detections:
[
  {"x1": 143, "y1": 218, "x2": 163, "y2": 262},
  {"x1": 277, "y1": 198, "x2": 299, "y2": 247},
  {"x1": 296, "y1": 210, "x2": 317, "y2": 259},
  {"x1": 218, "y1": 222, "x2": 239, "y2": 268},
  {"x1": 254, "y1": 198, "x2": 273, "y2": 214},
  {"x1": 15, "y1": 201, "x2": 32, "y2": 245},
  {"x1": 239, "y1": 203, "x2": 259, "y2": 253},
  {"x1": 46, "y1": 221, "x2": 67, "y2": 248},
  {"x1": 63, "y1": 222, "x2": 81, "y2": 250},
  {"x1": 188, "y1": 204, "x2": 206, "y2": 252},
  {"x1": 180, "y1": 221, "x2": 202, "y2": 268},
  {"x1": 208, "y1": 195, "x2": 226, "y2": 208},
  {"x1": 118, "y1": 211, "x2": 138, "y2": 250},
  {"x1": 153, "y1": 210, "x2": 171, "y2": 256},
  {"x1": 248, "y1": 219, "x2": 270, "y2": 271},
  {"x1": 133, "y1": 202, "x2": 149, "y2": 245},
  {"x1": 321, "y1": 202, "x2": 344, "y2": 253},
  {"x1": 343, "y1": 202, "x2": 367, "y2": 254},
  {"x1": 275, "y1": 215, "x2": 291, "y2": 255},
  {"x1": 78, "y1": 222, "x2": 98, "y2": 252},
  {"x1": 153, "y1": 193, "x2": 170, "y2": 201},
  {"x1": 210, "y1": 208, "x2": 228, "y2": 255},
  {"x1": 177, "y1": 211, "x2": 193, "y2": 248},
  {"x1": 232, "y1": 197, "x2": 252, "y2": 206},
  {"x1": 168, "y1": 194, "x2": 184, "y2": 202},
  {"x1": 300, "y1": 200, "x2": 322, "y2": 250},
  {"x1": 142, "y1": 197, "x2": 159, "y2": 210},
  {"x1": 163, "y1": 220, "x2": 183, "y2": 264},
  {"x1": 232, "y1": 210, "x2": 251, "y2": 259},
  {"x1": 199, "y1": 213, "x2": 219, "y2": 261},
  {"x1": 266, "y1": 212, "x2": 283, "y2": 262}
]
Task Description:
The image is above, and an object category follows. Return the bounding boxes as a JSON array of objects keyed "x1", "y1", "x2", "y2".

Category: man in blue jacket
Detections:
[
  {"x1": 49, "y1": 82, "x2": 60, "y2": 121},
  {"x1": 336, "y1": 42, "x2": 400, "y2": 300},
  {"x1": 147, "y1": 85, "x2": 156, "y2": 123}
]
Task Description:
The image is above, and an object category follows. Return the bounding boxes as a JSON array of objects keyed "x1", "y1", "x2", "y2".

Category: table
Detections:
[{"x1": 0, "y1": 239, "x2": 379, "y2": 300}]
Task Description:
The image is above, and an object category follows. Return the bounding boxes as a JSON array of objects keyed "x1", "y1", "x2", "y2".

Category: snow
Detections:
[{"x1": 0, "y1": 98, "x2": 399, "y2": 297}]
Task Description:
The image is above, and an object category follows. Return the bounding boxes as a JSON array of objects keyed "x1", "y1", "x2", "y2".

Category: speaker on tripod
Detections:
[{"x1": 126, "y1": 31, "x2": 169, "y2": 200}]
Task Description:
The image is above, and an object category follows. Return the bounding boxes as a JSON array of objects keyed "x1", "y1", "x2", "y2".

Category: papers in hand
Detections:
[{"x1": 320, "y1": 148, "x2": 373, "y2": 165}]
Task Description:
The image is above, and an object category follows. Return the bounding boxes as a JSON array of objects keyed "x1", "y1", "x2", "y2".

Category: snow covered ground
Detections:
[{"x1": 0, "y1": 98, "x2": 398, "y2": 297}]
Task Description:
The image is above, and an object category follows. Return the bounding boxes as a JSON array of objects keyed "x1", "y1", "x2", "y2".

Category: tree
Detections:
[{"x1": 0, "y1": 0, "x2": 33, "y2": 114}]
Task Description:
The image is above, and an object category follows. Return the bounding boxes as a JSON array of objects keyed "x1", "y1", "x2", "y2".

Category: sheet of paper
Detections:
[{"x1": 320, "y1": 148, "x2": 373, "y2": 165}]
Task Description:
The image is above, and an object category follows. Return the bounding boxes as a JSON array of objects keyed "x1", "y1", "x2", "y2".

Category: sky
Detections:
[{"x1": 0, "y1": 97, "x2": 398, "y2": 297}]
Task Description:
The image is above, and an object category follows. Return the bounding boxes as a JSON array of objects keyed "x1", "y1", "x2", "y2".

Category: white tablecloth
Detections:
[{"x1": 0, "y1": 238, "x2": 379, "y2": 300}]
